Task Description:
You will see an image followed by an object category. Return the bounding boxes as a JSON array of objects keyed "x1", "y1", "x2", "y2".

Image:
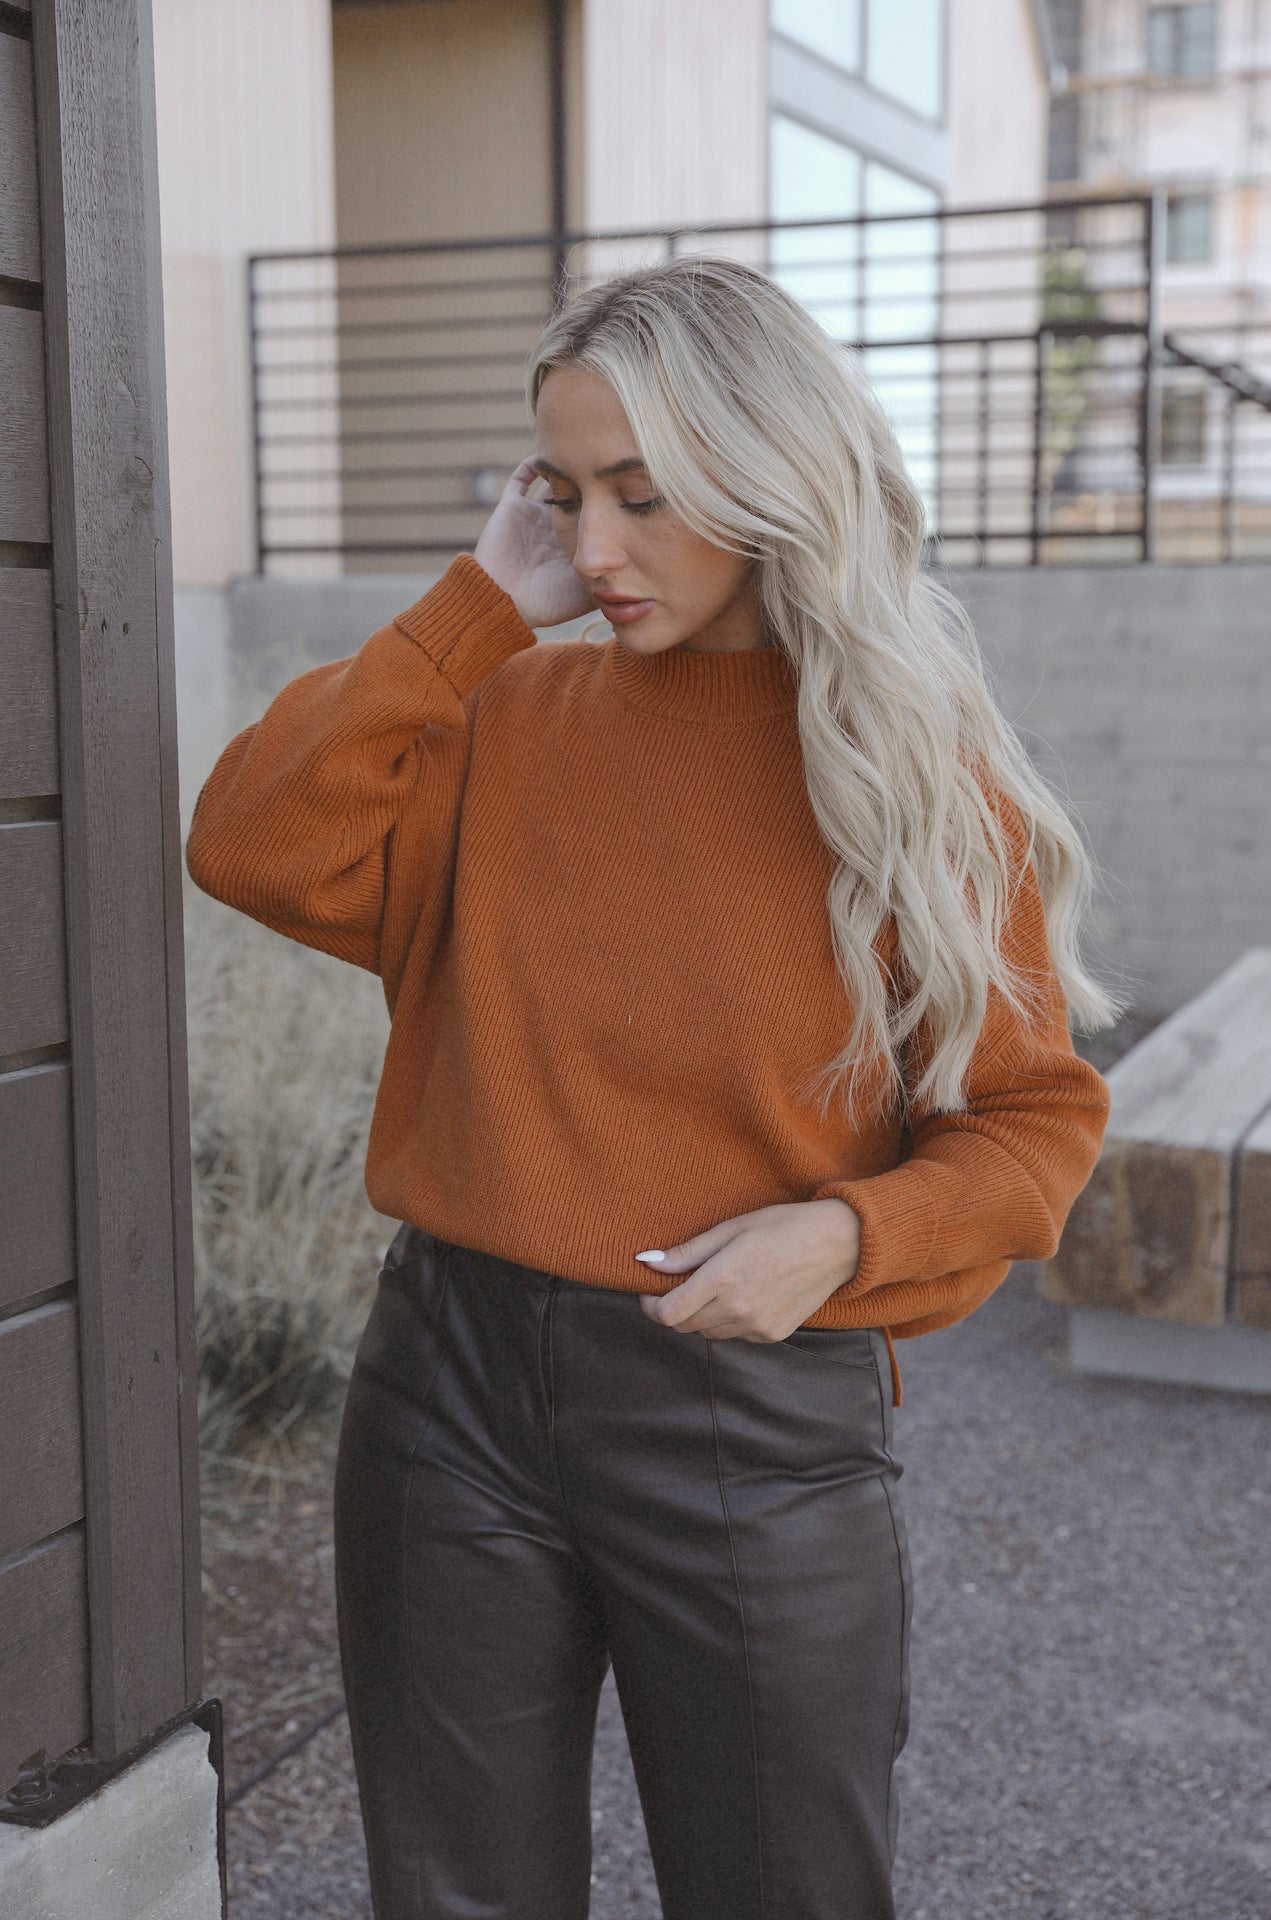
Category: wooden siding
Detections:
[
  {"x1": 0, "y1": 821, "x2": 68, "y2": 1055},
  {"x1": 0, "y1": 1064, "x2": 76, "y2": 1314},
  {"x1": 0, "y1": 32, "x2": 40, "y2": 283},
  {"x1": 0, "y1": 1531, "x2": 90, "y2": 1791},
  {"x1": 0, "y1": 1301, "x2": 83, "y2": 1561},
  {"x1": 0, "y1": 0, "x2": 203, "y2": 1794},
  {"x1": 0, "y1": 570, "x2": 59, "y2": 798},
  {"x1": 0, "y1": 308, "x2": 50, "y2": 543}
]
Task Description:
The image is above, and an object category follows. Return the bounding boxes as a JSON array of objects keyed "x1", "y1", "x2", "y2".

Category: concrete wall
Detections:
[
  {"x1": 176, "y1": 561, "x2": 1270, "y2": 1023},
  {"x1": 955, "y1": 560, "x2": 1271, "y2": 1011},
  {"x1": 0, "y1": 1721, "x2": 221, "y2": 1919}
]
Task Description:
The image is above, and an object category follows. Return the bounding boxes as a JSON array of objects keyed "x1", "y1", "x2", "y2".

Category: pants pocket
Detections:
[{"x1": 779, "y1": 1324, "x2": 879, "y2": 1369}]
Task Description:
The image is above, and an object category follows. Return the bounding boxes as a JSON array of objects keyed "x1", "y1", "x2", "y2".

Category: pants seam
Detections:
[
  {"x1": 399, "y1": 1341, "x2": 452, "y2": 1920},
  {"x1": 872, "y1": 1337, "x2": 909, "y2": 1866},
  {"x1": 706, "y1": 1339, "x2": 766, "y2": 1920},
  {"x1": 540, "y1": 1282, "x2": 588, "y2": 1546}
]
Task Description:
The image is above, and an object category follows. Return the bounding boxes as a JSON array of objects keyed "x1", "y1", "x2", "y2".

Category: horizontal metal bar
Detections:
[
  {"x1": 261, "y1": 426, "x2": 533, "y2": 447},
  {"x1": 262, "y1": 540, "x2": 485, "y2": 555},
  {"x1": 247, "y1": 192, "x2": 1151, "y2": 269},
  {"x1": 262, "y1": 501, "x2": 490, "y2": 518},
  {"x1": 257, "y1": 310, "x2": 549, "y2": 341},
  {"x1": 260, "y1": 386, "x2": 527, "y2": 412},
  {"x1": 260, "y1": 461, "x2": 527, "y2": 483},
  {"x1": 254, "y1": 270, "x2": 556, "y2": 305},
  {"x1": 256, "y1": 349, "x2": 538, "y2": 380},
  {"x1": 259, "y1": 518, "x2": 1156, "y2": 565}
]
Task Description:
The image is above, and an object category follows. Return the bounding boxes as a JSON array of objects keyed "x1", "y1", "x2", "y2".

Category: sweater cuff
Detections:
[
  {"x1": 392, "y1": 553, "x2": 537, "y2": 698},
  {"x1": 812, "y1": 1161, "x2": 943, "y2": 1297}
]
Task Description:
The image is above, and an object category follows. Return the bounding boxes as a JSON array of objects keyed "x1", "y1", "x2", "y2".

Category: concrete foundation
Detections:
[
  {"x1": 1068, "y1": 1306, "x2": 1271, "y2": 1394},
  {"x1": 0, "y1": 1721, "x2": 222, "y2": 1920}
]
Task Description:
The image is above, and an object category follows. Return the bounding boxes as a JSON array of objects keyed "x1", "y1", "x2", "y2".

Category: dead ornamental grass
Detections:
[{"x1": 182, "y1": 874, "x2": 398, "y2": 1459}]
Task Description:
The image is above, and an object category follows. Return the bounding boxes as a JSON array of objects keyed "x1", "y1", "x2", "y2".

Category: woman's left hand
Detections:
[{"x1": 636, "y1": 1199, "x2": 862, "y2": 1342}]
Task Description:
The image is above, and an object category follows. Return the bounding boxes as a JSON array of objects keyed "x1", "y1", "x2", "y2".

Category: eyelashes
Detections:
[{"x1": 542, "y1": 496, "x2": 664, "y2": 516}]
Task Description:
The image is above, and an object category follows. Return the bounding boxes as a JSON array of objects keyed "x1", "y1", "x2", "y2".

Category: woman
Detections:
[{"x1": 185, "y1": 256, "x2": 1115, "y2": 1919}]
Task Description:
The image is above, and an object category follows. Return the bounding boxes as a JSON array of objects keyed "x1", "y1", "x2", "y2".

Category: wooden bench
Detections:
[{"x1": 1038, "y1": 948, "x2": 1271, "y2": 1392}]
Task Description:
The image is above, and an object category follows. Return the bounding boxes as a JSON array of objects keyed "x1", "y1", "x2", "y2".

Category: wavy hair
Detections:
[{"x1": 524, "y1": 254, "x2": 1123, "y2": 1126}]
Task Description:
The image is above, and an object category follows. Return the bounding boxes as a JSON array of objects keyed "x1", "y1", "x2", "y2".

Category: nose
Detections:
[{"x1": 571, "y1": 500, "x2": 628, "y2": 582}]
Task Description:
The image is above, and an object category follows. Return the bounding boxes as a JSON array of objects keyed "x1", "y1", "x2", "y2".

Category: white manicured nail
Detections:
[{"x1": 635, "y1": 1249, "x2": 666, "y2": 1263}]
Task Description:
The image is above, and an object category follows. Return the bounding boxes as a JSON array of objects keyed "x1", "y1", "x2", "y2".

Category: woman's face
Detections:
[{"x1": 531, "y1": 366, "x2": 767, "y2": 654}]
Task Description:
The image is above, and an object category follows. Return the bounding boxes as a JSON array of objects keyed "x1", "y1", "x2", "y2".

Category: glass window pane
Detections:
[
  {"x1": 1147, "y1": 4, "x2": 1217, "y2": 78},
  {"x1": 770, "y1": 0, "x2": 861, "y2": 73},
  {"x1": 861, "y1": 162, "x2": 941, "y2": 503},
  {"x1": 1165, "y1": 192, "x2": 1213, "y2": 262},
  {"x1": 866, "y1": 0, "x2": 943, "y2": 120},
  {"x1": 769, "y1": 113, "x2": 863, "y2": 340},
  {"x1": 1160, "y1": 386, "x2": 1207, "y2": 464},
  {"x1": 1146, "y1": 8, "x2": 1174, "y2": 75},
  {"x1": 1181, "y1": 3, "x2": 1217, "y2": 76}
]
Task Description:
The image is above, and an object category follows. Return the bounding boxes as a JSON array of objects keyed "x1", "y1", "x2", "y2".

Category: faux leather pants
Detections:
[{"x1": 332, "y1": 1224, "x2": 913, "y2": 1920}]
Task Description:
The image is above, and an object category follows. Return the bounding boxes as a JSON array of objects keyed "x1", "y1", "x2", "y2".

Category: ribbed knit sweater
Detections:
[{"x1": 185, "y1": 553, "x2": 1111, "y2": 1407}]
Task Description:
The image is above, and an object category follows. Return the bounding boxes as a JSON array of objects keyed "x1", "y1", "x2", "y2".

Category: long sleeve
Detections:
[
  {"x1": 184, "y1": 554, "x2": 536, "y2": 984},
  {"x1": 812, "y1": 798, "x2": 1111, "y2": 1337}
]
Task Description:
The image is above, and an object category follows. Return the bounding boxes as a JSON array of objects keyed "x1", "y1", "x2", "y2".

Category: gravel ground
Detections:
[{"x1": 203, "y1": 1259, "x2": 1271, "y2": 1920}]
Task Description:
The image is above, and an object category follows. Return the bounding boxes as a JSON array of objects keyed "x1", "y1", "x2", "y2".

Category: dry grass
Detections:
[{"x1": 182, "y1": 874, "x2": 398, "y2": 1459}]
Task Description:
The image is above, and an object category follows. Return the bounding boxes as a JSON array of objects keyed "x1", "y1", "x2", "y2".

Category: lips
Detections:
[{"x1": 595, "y1": 594, "x2": 654, "y2": 625}]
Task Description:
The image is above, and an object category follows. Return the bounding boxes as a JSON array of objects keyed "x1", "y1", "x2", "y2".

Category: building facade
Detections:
[
  {"x1": 1047, "y1": 0, "x2": 1271, "y2": 531},
  {"x1": 152, "y1": 0, "x2": 1053, "y2": 585}
]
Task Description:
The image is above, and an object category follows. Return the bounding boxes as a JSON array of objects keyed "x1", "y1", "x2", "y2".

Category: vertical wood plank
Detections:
[
  {"x1": 28, "y1": 0, "x2": 201, "y2": 1758},
  {"x1": 1233, "y1": 1104, "x2": 1271, "y2": 1328}
]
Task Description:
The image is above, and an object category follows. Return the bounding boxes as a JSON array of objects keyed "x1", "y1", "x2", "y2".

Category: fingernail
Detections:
[{"x1": 635, "y1": 1249, "x2": 666, "y2": 1263}]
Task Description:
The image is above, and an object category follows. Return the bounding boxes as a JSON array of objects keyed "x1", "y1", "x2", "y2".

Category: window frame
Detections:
[{"x1": 1146, "y1": 2, "x2": 1218, "y2": 82}]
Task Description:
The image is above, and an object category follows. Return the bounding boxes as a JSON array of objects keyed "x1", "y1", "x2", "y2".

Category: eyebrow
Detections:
[{"x1": 530, "y1": 455, "x2": 648, "y2": 482}]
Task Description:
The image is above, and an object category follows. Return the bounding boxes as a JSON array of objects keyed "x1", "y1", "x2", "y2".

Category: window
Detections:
[
  {"x1": 861, "y1": 162, "x2": 941, "y2": 500},
  {"x1": 1159, "y1": 386, "x2": 1207, "y2": 465},
  {"x1": 770, "y1": 0, "x2": 861, "y2": 72},
  {"x1": 769, "y1": 0, "x2": 945, "y2": 120},
  {"x1": 866, "y1": 0, "x2": 943, "y2": 120},
  {"x1": 1147, "y1": 4, "x2": 1217, "y2": 80},
  {"x1": 1165, "y1": 191, "x2": 1214, "y2": 263},
  {"x1": 769, "y1": 113, "x2": 864, "y2": 339}
]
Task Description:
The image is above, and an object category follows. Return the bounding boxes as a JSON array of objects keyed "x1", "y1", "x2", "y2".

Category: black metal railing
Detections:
[{"x1": 247, "y1": 193, "x2": 1271, "y2": 573}]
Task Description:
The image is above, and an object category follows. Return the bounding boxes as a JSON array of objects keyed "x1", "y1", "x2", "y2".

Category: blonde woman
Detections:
[{"x1": 185, "y1": 256, "x2": 1114, "y2": 1919}]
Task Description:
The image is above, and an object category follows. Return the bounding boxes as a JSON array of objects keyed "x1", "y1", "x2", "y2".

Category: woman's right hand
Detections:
[{"x1": 472, "y1": 457, "x2": 597, "y2": 631}]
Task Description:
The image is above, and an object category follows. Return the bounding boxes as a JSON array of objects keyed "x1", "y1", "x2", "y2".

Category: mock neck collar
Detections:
[{"x1": 603, "y1": 634, "x2": 798, "y2": 728}]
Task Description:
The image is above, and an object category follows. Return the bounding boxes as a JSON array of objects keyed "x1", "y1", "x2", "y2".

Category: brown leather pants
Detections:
[{"x1": 333, "y1": 1224, "x2": 912, "y2": 1920}]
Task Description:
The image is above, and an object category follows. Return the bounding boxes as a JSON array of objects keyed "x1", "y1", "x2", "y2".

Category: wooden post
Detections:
[{"x1": 26, "y1": 0, "x2": 201, "y2": 1760}]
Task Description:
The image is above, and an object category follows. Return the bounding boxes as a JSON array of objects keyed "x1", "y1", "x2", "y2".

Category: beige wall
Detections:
[
  {"x1": 332, "y1": 0, "x2": 555, "y2": 245},
  {"x1": 938, "y1": 0, "x2": 1051, "y2": 553},
  {"x1": 947, "y1": 0, "x2": 1048, "y2": 210},
  {"x1": 153, "y1": 0, "x2": 337, "y2": 586},
  {"x1": 581, "y1": 0, "x2": 767, "y2": 237},
  {"x1": 328, "y1": 1, "x2": 570, "y2": 572}
]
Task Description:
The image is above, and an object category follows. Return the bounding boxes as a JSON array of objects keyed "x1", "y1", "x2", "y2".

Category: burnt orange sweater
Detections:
[{"x1": 185, "y1": 554, "x2": 1110, "y2": 1406}]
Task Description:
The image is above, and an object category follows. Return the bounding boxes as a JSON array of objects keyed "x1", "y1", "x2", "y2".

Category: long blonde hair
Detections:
[{"x1": 524, "y1": 254, "x2": 1123, "y2": 1126}]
